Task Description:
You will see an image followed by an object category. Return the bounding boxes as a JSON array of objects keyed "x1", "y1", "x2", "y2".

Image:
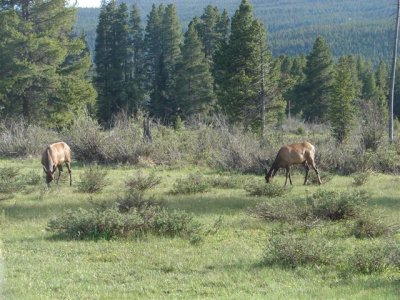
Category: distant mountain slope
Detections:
[{"x1": 75, "y1": 0, "x2": 396, "y2": 63}]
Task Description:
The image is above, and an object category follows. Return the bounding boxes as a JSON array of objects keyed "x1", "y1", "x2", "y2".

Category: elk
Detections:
[
  {"x1": 265, "y1": 142, "x2": 322, "y2": 186},
  {"x1": 41, "y1": 142, "x2": 72, "y2": 186}
]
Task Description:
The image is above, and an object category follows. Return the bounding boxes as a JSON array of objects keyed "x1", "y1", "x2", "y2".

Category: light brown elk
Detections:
[
  {"x1": 41, "y1": 142, "x2": 72, "y2": 186},
  {"x1": 265, "y1": 142, "x2": 321, "y2": 186}
]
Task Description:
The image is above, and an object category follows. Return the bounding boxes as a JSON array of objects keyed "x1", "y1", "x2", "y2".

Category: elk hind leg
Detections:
[
  {"x1": 303, "y1": 162, "x2": 310, "y2": 185},
  {"x1": 65, "y1": 161, "x2": 72, "y2": 186}
]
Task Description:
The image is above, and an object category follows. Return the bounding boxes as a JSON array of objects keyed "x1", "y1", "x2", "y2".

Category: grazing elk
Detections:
[
  {"x1": 265, "y1": 142, "x2": 322, "y2": 186},
  {"x1": 41, "y1": 142, "x2": 72, "y2": 186}
]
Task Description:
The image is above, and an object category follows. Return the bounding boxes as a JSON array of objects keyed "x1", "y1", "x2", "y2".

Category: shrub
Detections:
[
  {"x1": 0, "y1": 118, "x2": 59, "y2": 157},
  {"x1": 248, "y1": 199, "x2": 298, "y2": 223},
  {"x1": 152, "y1": 209, "x2": 201, "y2": 238},
  {"x1": 77, "y1": 165, "x2": 109, "y2": 193},
  {"x1": 47, "y1": 195, "x2": 201, "y2": 241},
  {"x1": 308, "y1": 171, "x2": 334, "y2": 185},
  {"x1": 351, "y1": 172, "x2": 370, "y2": 186},
  {"x1": 22, "y1": 170, "x2": 42, "y2": 186},
  {"x1": 205, "y1": 174, "x2": 245, "y2": 189},
  {"x1": 105, "y1": 112, "x2": 153, "y2": 163},
  {"x1": 245, "y1": 181, "x2": 289, "y2": 197},
  {"x1": 0, "y1": 166, "x2": 21, "y2": 194},
  {"x1": 389, "y1": 242, "x2": 400, "y2": 269},
  {"x1": 117, "y1": 190, "x2": 161, "y2": 213},
  {"x1": 351, "y1": 216, "x2": 391, "y2": 238},
  {"x1": 349, "y1": 241, "x2": 390, "y2": 274},
  {"x1": 305, "y1": 190, "x2": 368, "y2": 221},
  {"x1": 206, "y1": 119, "x2": 267, "y2": 173},
  {"x1": 170, "y1": 173, "x2": 210, "y2": 194},
  {"x1": 262, "y1": 230, "x2": 337, "y2": 268},
  {"x1": 64, "y1": 113, "x2": 108, "y2": 162},
  {"x1": 47, "y1": 206, "x2": 146, "y2": 240},
  {"x1": 125, "y1": 171, "x2": 161, "y2": 193}
]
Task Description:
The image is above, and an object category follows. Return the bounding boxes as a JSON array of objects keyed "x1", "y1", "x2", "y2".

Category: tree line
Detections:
[
  {"x1": 75, "y1": 0, "x2": 394, "y2": 65},
  {"x1": 0, "y1": 0, "x2": 400, "y2": 145}
]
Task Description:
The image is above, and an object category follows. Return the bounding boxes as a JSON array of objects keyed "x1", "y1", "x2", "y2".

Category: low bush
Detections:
[
  {"x1": 47, "y1": 206, "x2": 146, "y2": 240},
  {"x1": 349, "y1": 241, "x2": 391, "y2": 274},
  {"x1": 248, "y1": 199, "x2": 298, "y2": 223},
  {"x1": 351, "y1": 216, "x2": 391, "y2": 238},
  {"x1": 245, "y1": 181, "x2": 289, "y2": 197},
  {"x1": 389, "y1": 243, "x2": 400, "y2": 269},
  {"x1": 22, "y1": 170, "x2": 42, "y2": 186},
  {"x1": 250, "y1": 189, "x2": 368, "y2": 223},
  {"x1": 47, "y1": 192, "x2": 201, "y2": 241},
  {"x1": 305, "y1": 189, "x2": 367, "y2": 221},
  {"x1": 65, "y1": 113, "x2": 108, "y2": 162},
  {"x1": 308, "y1": 171, "x2": 334, "y2": 185},
  {"x1": 152, "y1": 209, "x2": 201, "y2": 239},
  {"x1": 170, "y1": 173, "x2": 210, "y2": 194},
  {"x1": 77, "y1": 165, "x2": 109, "y2": 193},
  {"x1": 205, "y1": 174, "x2": 245, "y2": 189},
  {"x1": 0, "y1": 118, "x2": 59, "y2": 157},
  {"x1": 262, "y1": 230, "x2": 338, "y2": 268},
  {"x1": 125, "y1": 171, "x2": 161, "y2": 193},
  {"x1": 351, "y1": 172, "x2": 370, "y2": 186},
  {"x1": 262, "y1": 230, "x2": 400, "y2": 273},
  {"x1": 0, "y1": 167, "x2": 20, "y2": 194},
  {"x1": 117, "y1": 190, "x2": 161, "y2": 213}
]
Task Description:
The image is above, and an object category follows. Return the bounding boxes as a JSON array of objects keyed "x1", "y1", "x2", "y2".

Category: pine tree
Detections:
[
  {"x1": 359, "y1": 59, "x2": 388, "y2": 150},
  {"x1": 375, "y1": 60, "x2": 389, "y2": 115},
  {"x1": 146, "y1": 4, "x2": 182, "y2": 123},
  {"x1": 328, "y1": 56, "x2": 358, "y2": 143},
  {"x1": 280, "y1": 55, "x2": 306, "y2": 119},
  {"x1": 216, "y1": 9, "x2": 230, "y2": 44},
  {"x1": 95, "y1": 1, "x2": 131, "y2": 123},
  {"x1": 128, "y1": 3, "x2": 145, "y2": 111},
  {"x1": 196, "y1": 5, "x2": 229, "y2": 68},
  {"x1": 95, "y1": 1, "x2": 116, "y2": 122},
  {"x1": 215, "y1": 0, "x2": 284, "y2": 130},
  {"x1": 50, "y1": 32, "x2": 97, "y2": 127},
  {"x1": 215, "y1": 0, "x2": 260, "y2": 124},
  {"x1": 175, "y1": 21, "x2": 215, "y2": 118},
  {"x1": 0, "y1": 0, "x2": 96, "y2": 126},
  {"x1": 143, "y1": 4, "x2": 163, "y2": 118},
  {"x1": 111, "y1": 3, "x2": 131, "y2": 112},
  {"x1": 299, "y1": 36, "x2": 334, "y2": 122}
]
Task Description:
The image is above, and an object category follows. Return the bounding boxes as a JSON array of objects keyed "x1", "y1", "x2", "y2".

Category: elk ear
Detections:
[{"x1": 43, "y1": 167, "x2": 47, "y2": 173}]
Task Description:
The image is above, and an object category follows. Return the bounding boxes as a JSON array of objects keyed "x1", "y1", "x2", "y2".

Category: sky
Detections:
[{"x1": 76, "y1": 0, "x2": 101, "y2": 8}]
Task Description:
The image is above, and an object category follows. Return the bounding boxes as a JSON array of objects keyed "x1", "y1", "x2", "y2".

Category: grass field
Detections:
[{"x1": 0, "y1": 158, "x2": 399, "y2": 299}]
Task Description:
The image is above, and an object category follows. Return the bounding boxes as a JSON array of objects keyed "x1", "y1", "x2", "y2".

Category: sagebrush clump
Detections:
[
  {"x1": 245, "y1": 180, "x2": 290, "y2": 197},
  {"x1": 77, "y1": 165, "x2": 109, "y2": 193},
  {"x1": 305, "y1": 189, "x2": 368, "y2": 221},
  {"x1": 125, "y1": 170, "x2": 161, "y2": 193},
  {"x1": 170, "y1": 173, "x2": 210, "y2": 194},
  {"x1": 47, "y1": 189, "x2": 201, "y2": 242}
]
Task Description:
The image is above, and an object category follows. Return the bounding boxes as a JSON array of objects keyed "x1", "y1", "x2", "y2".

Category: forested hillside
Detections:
[{"x1": 75, "y1": 0, "x2": 395, "y2": 63}]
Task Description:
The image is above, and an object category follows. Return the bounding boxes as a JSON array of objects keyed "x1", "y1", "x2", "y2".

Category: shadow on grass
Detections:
[
  {"x1": 0, "y1": 189, "x2": 95, "y2": 221},
  {"x1": 368, "y1": 196, "x2": 400, "y2": 209},
  {"x1": 369, "y1": 196, "x2": 400, "y2": 209},
  {"x1": 166, "y1": 194, "x2": 263, "y2": 215}
]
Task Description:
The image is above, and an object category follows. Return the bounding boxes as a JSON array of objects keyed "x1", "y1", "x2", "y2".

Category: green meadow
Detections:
[{"x1": 0, "y1": 158, "x2": 399, "y2": 299}]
